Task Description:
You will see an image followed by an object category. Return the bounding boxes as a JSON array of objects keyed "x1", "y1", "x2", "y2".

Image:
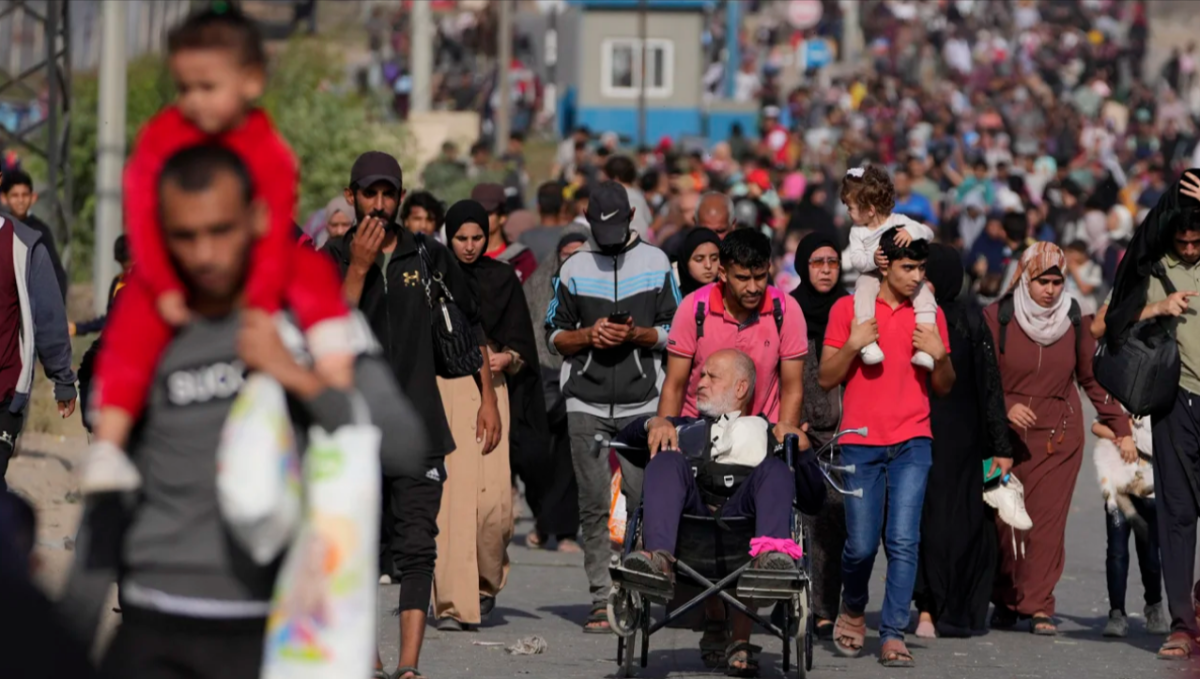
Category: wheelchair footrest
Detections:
[
  {"x1": 611, "y1": 565, "x2": 675, "y2": 602},
  {"x1": 735, "y1": 568, "x2": 806, "y2": 600}
]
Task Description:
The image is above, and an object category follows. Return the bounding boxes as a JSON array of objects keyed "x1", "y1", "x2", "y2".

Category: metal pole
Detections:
[
  {"x1": 637, "y1": 0, "x2": 647, "y2": 146},
  {"x1": 94, "y1": 0, "x2": 127, "y2": 316},
  {"x1": 841, "y1": 0, "x2": 861, "y2": 66},
  {"x1": 410, "y1": 0, "x2": 433, "y2": 113},
  {"x1": 723, "y1": 0, "x2": 740, "y2": 98},
  {"x1": 494, "y1": 0, "x2": 512, "y2": 156}
]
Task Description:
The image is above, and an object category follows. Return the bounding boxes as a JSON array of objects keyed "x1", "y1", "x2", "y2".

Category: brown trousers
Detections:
[{"x1": 432, "y1": 373, "x2": 513, "y2": 624}]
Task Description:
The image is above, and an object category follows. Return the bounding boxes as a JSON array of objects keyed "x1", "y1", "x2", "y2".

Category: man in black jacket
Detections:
[
  {"x1": 323, "y1": 151, "x2": 501, "y2": 679},
  {"x1": 1, "y1": 170, "x2": 67, "y2": 301}
]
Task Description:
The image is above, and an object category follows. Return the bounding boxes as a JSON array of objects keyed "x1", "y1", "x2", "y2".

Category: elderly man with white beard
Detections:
[{"x1": 613, "y1": 348, "x2": 825, "y2": 675}]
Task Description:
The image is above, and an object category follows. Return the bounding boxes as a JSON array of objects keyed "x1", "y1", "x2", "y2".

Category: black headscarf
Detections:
[
  {"x1": 924, "y1": 243, "x2": 966, "y2": 329},
  {"x1": 790, "y1": 232, "x2": 846, "y2": 340},
  {"x1": 787, "y1": 184, "x2": 837, "y2": 240},
  {"x1": 445, "y1": 200, "x2": 538, "y2": 368},
  {"x1": 1105, "y1": 172, "x2": 1199, "y2": 347},
  {"x1": 676, "y1": 228, "x2": 721, "y2": 296}
]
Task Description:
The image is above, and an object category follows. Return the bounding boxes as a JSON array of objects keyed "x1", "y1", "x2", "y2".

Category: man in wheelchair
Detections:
[{"x1": 615, "y1": 349, "x2": 825, "y2": 674}]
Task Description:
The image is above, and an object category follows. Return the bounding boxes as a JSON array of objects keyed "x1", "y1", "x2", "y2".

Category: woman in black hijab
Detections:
[
  {"x1": 911, "y1": 243, "x2": 1011, "y2": 637},
  {"x1": 675, "y1": 227, "x2": 721, "y2": 297},
  {"x1": 432, "y1": 200, "x2": 549, "y2": 631},
  {"x1": 790, "y1": 232, "x2": 848, "y2": 639}
]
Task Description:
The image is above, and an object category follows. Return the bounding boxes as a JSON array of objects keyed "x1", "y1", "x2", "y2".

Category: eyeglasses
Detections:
[{"x1": 808, "y1": 257, "x2": 840, "y2": 269}]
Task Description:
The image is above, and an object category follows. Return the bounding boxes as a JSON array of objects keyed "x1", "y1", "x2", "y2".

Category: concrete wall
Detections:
[{"x1": 576, "y1": 9, "x2": 703, "y2": 109}]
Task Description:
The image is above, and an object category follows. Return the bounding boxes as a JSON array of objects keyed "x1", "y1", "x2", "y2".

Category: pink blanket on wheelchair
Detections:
[{"x1": 748, "y1": 536, "x2": 803, "y2": 560}]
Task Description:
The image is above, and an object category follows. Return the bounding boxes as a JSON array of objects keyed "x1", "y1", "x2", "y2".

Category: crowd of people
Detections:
[{"x1": 5, "y1": 1, "x2": 1200, "y2": 678}]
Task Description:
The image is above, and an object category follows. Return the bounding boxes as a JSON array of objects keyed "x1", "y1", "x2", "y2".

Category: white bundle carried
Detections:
[{"x1": 216, "y1": 373, "x2": 303, "y2": 565}]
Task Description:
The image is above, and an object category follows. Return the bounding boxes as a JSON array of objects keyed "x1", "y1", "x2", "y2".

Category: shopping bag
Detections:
[
  {"x1": 262, "y1": 394, "x2": 381, "y2": 679},
  {"x1": 609, "y1": 469, "x2": 626, "y2": 548},
  {"x1": 217, "y1": 373, "x2": 302, "y2": 565}
]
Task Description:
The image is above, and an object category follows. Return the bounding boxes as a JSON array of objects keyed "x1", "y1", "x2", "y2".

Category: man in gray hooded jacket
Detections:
[{"x1": 0, "y1": 208, "x2": 76, "y2": 491}]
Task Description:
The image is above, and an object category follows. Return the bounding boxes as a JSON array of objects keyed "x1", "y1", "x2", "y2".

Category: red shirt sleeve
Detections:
[
  {"x1": 823, "y1": 297, "x2": 853, "y2": 349},
  {"x1": 123, "y1": 107, "x2": 206, "y2": 298}
]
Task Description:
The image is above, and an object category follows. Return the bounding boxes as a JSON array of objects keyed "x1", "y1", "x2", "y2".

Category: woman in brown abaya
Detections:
[{"x1": 983, "y1": 242, "x2": 1130, "y2": 635}]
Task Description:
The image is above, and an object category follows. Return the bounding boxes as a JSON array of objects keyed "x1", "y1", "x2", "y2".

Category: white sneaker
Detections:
[
  {"x1": 983, "y1": 474, "x2": 1033, "y2": 530},
  {"x1": 911, "y1": 351, "x2": 935, "y2": 371},
  {"x1": 860, "y1": 342, "x2": 885, "y2": 365},
  {"x1": 79, "y1": 441, "x2": 142, "y2": 494}
]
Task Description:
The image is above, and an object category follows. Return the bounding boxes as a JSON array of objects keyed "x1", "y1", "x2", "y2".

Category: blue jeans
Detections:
[{"x1": 840, "y1": 438, "x2": 933, "y2": 642}]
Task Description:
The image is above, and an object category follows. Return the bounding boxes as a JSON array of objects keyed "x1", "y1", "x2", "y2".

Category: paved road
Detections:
[{"x1": 377, "y1": 404, "x2": 1193, "y2": 679}]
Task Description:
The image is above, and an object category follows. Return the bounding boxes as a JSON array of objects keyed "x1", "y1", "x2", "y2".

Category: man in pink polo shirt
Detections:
[
  {"x1": 657, "y1": 228, "x2": 807, "y2": 435},
  {"x1": 817, "y1": 229, "x2": 954, "y2": 668},
  {"x1": 651, "y1": 229, "x2": 807, "y2": 665}
]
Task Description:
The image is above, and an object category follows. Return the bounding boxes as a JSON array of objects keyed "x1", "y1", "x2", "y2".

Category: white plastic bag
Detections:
[
  {"x1": 262, "y1": 397, "x2": 381, "y2": 679},
  {"x1": 217, "y1": 373, "x2": 302, "y2": 564}
]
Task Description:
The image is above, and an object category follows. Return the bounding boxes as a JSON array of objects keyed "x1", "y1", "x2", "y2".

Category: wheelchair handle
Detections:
[{"x1": 589, "y1": 434, "x2": 645, "y2": 458}]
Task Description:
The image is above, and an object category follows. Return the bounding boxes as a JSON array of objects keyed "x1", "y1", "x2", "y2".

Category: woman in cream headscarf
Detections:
[{"x1": 983, "y1": 242, "x2": 1131, "y2": 636}]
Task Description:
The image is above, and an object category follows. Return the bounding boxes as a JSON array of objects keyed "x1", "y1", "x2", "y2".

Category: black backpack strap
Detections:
[
  {"x1": 1068, "y1": 298, "x2": 1083, "y2": 359},
  {"x1": 997, "y1": 294, "x2": 1014, "y2": 354},
  {"x1": 772, "y1": 296, "x2": 784, "y2": 334},
  {"x1": 695, "y1": 301, "x2": 706, "y2": 339}
]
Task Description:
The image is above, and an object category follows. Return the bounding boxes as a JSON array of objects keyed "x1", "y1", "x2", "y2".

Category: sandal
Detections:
[
  {"x1": 1158, "y1": 631, "x2": 1196, "y2": 660},
  {"x1": 525, "y1": 532, "x2": 544, "y2": 549},
  {"x1": 699, "y1": 617, "x2": 730, "y2": 669},
  {"x1": 991, "y1": 605, "x2": 1019, "y2": 629},
  {"x1": 372, "y1": 670, "x2": 390, "y2": 679},
  {"x1": 395, "y1": 669, "x2": 424, "y2": 679},
  {"x1": 584, "y1": 605, "x2": 611, "y2": 634},
  {"x1": 815, "y1": 618, "x2": 834, "y2": 641},
  {"x1": 1030, "y1": 614, "x2": 1057, "y2": 636},
  {"x1": 878, "y1": 639, "x2": 915, "y2": 668},
  {"x1": 833, "y1": 606, "x2": 866, "y2": 658},
  {"x1": 724, "y1": 640, "x2": 762, "y2": 677}
]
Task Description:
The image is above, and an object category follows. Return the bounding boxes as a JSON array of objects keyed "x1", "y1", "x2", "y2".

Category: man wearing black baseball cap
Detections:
[
  {"x1": 545, "y1": 180, "x2": 680, "y2": 631},
  {"x1": 324, "y1": 151, "x2": 502, "y2": 679}
]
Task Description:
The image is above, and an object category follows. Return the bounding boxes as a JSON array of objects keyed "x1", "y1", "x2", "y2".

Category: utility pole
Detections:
[
  {"x1": 494, "y1": 0, "x2": 512, "y2": 156},
  {"x1": 840, "y1": 0, "x2": 861, "y2": 66},
  {"x1": 410, "y1": 0, "x2": 433, "y2": 113},
  {"x1": 637, "y1": 0, "x2": 647, "y2": 146},
  {"x1": 94, "y1": 0, "x2": 127, "y2": 316}
]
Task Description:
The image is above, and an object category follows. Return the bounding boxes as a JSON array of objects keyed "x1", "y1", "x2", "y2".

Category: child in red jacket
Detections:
[{"x1": 84, "y1": 7, "x2": 353, "y2": 493}]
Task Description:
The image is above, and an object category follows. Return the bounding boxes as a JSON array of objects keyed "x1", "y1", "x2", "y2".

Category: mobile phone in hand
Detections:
[{"x1": 607, "y1": 311, "x2": 632, "y2": 324}]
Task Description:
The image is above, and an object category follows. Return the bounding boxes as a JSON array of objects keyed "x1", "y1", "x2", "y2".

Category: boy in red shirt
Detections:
[{"x1": 84, "y1": 7, "x2": 352, "y2": 493}]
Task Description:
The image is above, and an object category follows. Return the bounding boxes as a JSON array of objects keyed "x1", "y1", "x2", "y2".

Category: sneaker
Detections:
[
  {"x1": 983, "y1": 474, "x2": 1033, "y2": 530},
  {"x1": 751, "y1": 551, "x2": 796, "y2": 571},
  {"x1": 1103, "y1": 610, "x2": 1128, "y2": 638},
  {"x1": 1146, "y1": 602, "x2": 1170, "y2": 635},
  {"x1": 623, "y1": 550, "x2": 674, "y2": 583},
  {"x1": 79, "y1": 441, "x2": 142, "y2": 494},
  {"x1": 911, "y1": 350, "x2": 935, "y2": 371},
  {"x1": 860, "y1": 342, "x2": 885, "y2": 365}
]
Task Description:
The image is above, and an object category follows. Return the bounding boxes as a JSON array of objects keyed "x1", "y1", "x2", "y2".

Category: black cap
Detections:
[
  {"x1": 350, "y1": 151, "x2": 402, "y2": 190},
  {"x1": 586, "y1": 181, "x2": 632, "y2": 248}
]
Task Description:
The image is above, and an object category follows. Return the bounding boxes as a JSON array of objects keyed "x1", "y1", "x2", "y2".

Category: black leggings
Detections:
[
  {"x1": 1104, "y1": 495, "x2": 1163, "y2": 615},
  {"x1": 381, "y1": 470, "x2": 445, "y2": 613}
]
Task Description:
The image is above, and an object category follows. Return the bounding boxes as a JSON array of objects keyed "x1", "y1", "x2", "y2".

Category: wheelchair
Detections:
[{"x1": 600, "y1": 426, "x2": 866, "y2": 678}]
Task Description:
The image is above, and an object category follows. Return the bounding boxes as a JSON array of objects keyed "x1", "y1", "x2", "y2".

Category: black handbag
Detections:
[
  {"x1": 1093, "y1": 263, "x2": 1181, "y2": 417},
  {"x1": 414, "y1": 236, "x2": 484, "y2": 378}
]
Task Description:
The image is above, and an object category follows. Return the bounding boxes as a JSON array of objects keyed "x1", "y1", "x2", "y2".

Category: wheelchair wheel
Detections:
[
  {"x1": 794, "y1": 587, "x2": 811, "y2": 677},
  {"x1": 608, "y1": 586, "x2": 643, "y2": 638}
]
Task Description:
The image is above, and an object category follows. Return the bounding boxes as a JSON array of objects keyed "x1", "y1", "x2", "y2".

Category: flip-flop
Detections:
[
  {"x1": 394, "y1": 667, "x2": 425, "y2": 679},
  {"x1": 878, "y1": 639, "x2": 915, "y2": 668},
  {"x1": 724, "y1": 641, "x2": 762, "y2": 677},
  {"x1": 584, "y1": 605, "x2": 611, "y2": 634},
  {"x1": 700, "y1": 618, "x2": 730, "y2": 669},
  {"x1": 833, "y1": 607, "x2": 866, "y2": 658}
]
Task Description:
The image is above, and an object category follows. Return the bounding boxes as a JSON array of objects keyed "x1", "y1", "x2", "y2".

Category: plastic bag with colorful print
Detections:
[{"x1": 262, "y1": 395, "x2": 381, "y2": 679}]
